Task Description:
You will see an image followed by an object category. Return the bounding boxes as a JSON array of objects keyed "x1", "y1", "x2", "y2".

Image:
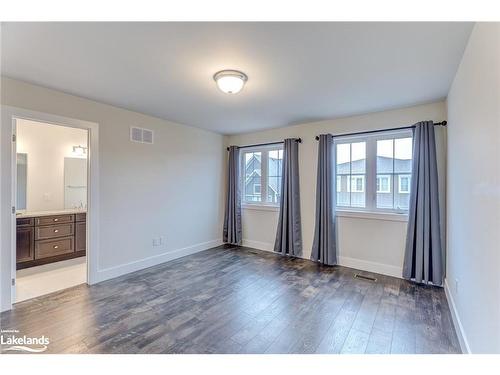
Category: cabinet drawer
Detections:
[
  {"x1": 35, "y1": 214, "x2": 74, "y2": 226},
  {"x1": 76, "y1": 213, "x2": 86, "y2": 222},
  {"x1": 35, "y1": 223, "x2": 74, "y2": 240},
  {"x1": 35, "y1": 237, "x2": 74, "y2": 259},
  {"x1": 17, "y1": 217, "x2": 34, "y2": 227}
]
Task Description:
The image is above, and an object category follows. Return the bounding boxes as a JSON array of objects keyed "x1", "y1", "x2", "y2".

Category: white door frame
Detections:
[{"x1": 1, "y1": 105, "x2": 100, "y2": 311}]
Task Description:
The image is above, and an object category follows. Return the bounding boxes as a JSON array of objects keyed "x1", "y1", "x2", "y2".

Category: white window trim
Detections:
[
  {"x1": 240, "y1": 144, "x2": 283, "y2": 208},
  {"x1": 398, "y1": 174, "x2": 411, "y2": 193},
  {"x1": 376, "y1": 174, "x2": 391, "y2": 193},
  {"x1": 334, "y1": 129, "x2": 413, "y2": 214},
  {"x1": 336, "y1": 209, "x2": 408, "y2": 222},
  {"x1": 242, "y1": 203, "x2": 280, "y2": 212}
]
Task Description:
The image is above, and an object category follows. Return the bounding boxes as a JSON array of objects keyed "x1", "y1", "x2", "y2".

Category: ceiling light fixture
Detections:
[
  {"x1": 72, "y1": 145, "x2": 87, "y2": 157},
  {"x1": 213, "y1": 70, "x2": 248, "y2": 94}
]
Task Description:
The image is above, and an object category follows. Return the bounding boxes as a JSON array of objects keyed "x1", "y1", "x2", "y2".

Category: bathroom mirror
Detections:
[
  {"x1": 16, "y1": 153, "x2": 28, "y2": 211},
  {"x1": 64, "y1": 157, "x2": 87, "y2": 209}
]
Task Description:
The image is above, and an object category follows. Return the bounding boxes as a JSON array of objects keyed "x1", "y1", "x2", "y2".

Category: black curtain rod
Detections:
[
  {"x1": 226, "y1": 138, "x2": 301, "y2": 151},
  {"x1": 315, "y1": 121, "x2": 447, "y2": 141}
]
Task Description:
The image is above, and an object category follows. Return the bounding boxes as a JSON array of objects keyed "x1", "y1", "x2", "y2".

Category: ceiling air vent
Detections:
[{"x1": 130, "y1": 127, "x2": 154, "y2": 144}]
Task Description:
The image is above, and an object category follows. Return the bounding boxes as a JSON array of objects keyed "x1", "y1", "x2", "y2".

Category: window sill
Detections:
[
  {"x1": 242, "y1": 204, "x2": 280, "y2": 212},
  {"x1": 336, "y1": 209, "x2": 408, "y2": 222}
]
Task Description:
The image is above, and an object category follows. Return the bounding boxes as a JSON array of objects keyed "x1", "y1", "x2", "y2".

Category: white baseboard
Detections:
[
  {"x1": 444, "y1": 278, "x2": 471, "y2": 354},
  {"x1": 95, "y1": 239, "x2": 223, "y2": 283},
  {"x1": 338, "y1": 256, "x2": 402, "y2": 278},
  {"x1": 242, "y1": 239, "x2": 402, "y2": 279},
  {"x1": 242, "y1": 239, "x2": 274, "y2": 252}
]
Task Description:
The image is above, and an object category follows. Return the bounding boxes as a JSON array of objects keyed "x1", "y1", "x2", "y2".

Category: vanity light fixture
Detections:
[
  {"x1": 72, "y1": 145, "x2": 87, "y2": 156},
  {"x1": 213, "y1": 70, "x2": 248, "y2": 94}
]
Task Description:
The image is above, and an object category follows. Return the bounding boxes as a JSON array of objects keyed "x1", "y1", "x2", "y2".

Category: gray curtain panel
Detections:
[
  {"x1": 311, "y1": 134, "x2": 337, "y2": 265},
  {"x1": 274, "y1": 139, "x2": 302, "y2": 256},
  {"x1": 223, "y1": 146, "x2": 242, "y2": 246},
  {"x1": 403, "y1": 121, "x2": 443, "y2": 285}
]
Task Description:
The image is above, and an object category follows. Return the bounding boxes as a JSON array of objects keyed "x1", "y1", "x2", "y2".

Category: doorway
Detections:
[
  {"x1": 0, "y1": 106, "x2": 100, "y2": 311},
  {"x1": 14, "y1": 119, "x2": 89, "y2": 302}
]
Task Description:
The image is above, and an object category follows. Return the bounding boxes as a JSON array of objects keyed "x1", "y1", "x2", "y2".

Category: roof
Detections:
[{"x1": 337, "y1": 156, "x2": 412, "y2": 174}]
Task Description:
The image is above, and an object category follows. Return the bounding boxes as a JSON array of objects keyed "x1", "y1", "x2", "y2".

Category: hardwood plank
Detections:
[{"x1": 0, "y1": 245, "x2": 461, "y2": 354}]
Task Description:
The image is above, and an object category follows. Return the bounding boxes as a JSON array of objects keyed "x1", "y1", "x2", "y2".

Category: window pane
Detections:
[
  {"x1": 376, "y1": 139, "x2": 394, "y2": 209},
  {"x1": 336, "y1": 143, "x2": 351, "y2": 207},
  {"x1": 267, "y1": 148, "x2": 283, "y2": 203},
  {"x1": 394, "y1": 138, "x2": 412, "y2": 173},
  {"x1": 394, "y1": 138, "x2": 412, "y2": 210},
  {"x1": 336, "y1": 142, "x2": 365, "y2": 208},
  {"x1": 396, "y1": 174, "x2": 411, "y2": 210},
  {"x1": 243, "y1": 151, "x2": 262, "y2": 202},
  {"x1": 351, "y1": 142, "x2": 366, "y2": 207}
]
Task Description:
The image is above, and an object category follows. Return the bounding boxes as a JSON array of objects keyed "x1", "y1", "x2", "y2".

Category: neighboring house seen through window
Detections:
[
  {"x1": 335, "y1": 130, "x2": 413, "y2": 213},
  {"x1": 241, "y1": 146, "x2": 283, "y2": 205}
]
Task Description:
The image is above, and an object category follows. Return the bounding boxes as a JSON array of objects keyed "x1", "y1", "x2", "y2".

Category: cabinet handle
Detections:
[
  {"x1": 54, "y1": 218, "x2": 59, "y2": 222},
  {"x1": 53, "y1": 245, "x2": 59, "y2": 249},
  {"x1": 54, "y1": 229, "x2": 59, "y2": 233}
]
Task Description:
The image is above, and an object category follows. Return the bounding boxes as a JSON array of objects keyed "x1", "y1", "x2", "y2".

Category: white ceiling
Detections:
[{"x1": 1, "y1": 22, "x2": 473, "y2": 135}]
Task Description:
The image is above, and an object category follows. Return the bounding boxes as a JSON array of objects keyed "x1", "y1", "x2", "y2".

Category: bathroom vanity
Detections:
[{"x1": 16, "y1": 209, "x2": 86, "y2": 269}]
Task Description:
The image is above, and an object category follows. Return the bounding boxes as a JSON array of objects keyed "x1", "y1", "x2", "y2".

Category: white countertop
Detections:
[{"x1": 16, "y1": 209, "x2": 87, "y2": 218}]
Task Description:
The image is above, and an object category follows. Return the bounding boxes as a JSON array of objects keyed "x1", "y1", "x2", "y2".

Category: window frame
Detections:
[
  {"x1": 240, "y1": 144, "x2": 283, "y2": 208},
  {"x1": 334, "y1": 129, "x2": 413, "y2": 214}
]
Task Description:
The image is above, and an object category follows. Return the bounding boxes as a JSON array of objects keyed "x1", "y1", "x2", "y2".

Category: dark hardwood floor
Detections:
[{"x1": 0, "y1": 245, "x2": 461, "y2": 354}]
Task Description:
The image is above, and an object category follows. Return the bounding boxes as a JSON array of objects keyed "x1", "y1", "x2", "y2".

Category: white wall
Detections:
[
  {"x1": 1, "y1": 77, "x2": 226, "y2": 311},
  {"x1": 446, "y1": 23, "x2": 500, "y2": 354},
  {"x1": 16, "y1": 119, "x2": 88, "y2": 212},
  {"x1": 228, "y1": 101, "x2": 447, "y2": 277}
]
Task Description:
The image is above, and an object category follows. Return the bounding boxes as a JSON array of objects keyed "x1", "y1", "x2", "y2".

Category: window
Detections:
[
  {"x1": 347, "y1": 176, "x2": 365, "y2": 193},
  {"x1": 335, "y1": 130, "x2": 413, "y2": 213},
  {"x1": 399, "y1": 174, "x2": 411, "y2": 193},
  {"x1": 376, "y1": 175, "x2": 391, "y2": 193},
  {"x1": 241, "y1": 146, "x2": 283, "y2": 205}
]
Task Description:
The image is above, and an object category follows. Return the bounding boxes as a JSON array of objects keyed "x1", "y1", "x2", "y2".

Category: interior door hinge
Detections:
[
  {"x1": 12, "y1": 206, "x2": 15, "y2": 214},
  {"x1": 12, "y1": 134, "x2": 16, "y2": 142},
  {"x1": 12, "y1": 278, "x2": 15, "y2": 286}
]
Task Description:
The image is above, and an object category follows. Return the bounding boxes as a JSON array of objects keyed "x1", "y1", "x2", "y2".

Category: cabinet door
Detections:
[
  {"x1": 75, "y1": 221, "x2": 86, "y2": 253},
  {"x1": 17, "y1": 227, "x2": 35, "y2": 263}
]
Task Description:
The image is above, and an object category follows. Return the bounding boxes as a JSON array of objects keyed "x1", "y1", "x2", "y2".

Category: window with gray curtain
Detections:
[
  {"x1": 274, "y1": 138, "x2": 302, "y2": 256},
  {"x1": 311, "y1": 134, "x2": 337, "y2": 265},
  {"x1": 403, "y1": 121, "x2": 443, "y2": 285}
]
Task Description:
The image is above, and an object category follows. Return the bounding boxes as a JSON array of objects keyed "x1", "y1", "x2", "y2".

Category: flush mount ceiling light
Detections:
[{"x1": 213, "y1": 70, "x2": 248, "y2": 94}]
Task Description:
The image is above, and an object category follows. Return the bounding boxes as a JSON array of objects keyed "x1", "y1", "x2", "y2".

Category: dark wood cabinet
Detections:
[
  {"x1": 75, "y1": 222, "x2": 86, "y2": 252},
  {"x1": 16, "y1": 226, "x2": 35, "y2": 263},
  {"x1": 16, "y1": 212, "x2": 86, "y2": 269}
]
